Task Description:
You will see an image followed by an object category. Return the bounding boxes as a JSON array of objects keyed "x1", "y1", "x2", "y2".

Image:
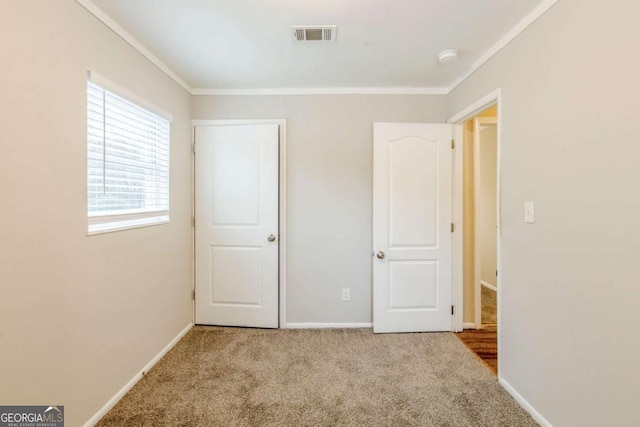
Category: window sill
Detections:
[{"x1": 87, "y1": 215, "x2": 169, "y2": 235}]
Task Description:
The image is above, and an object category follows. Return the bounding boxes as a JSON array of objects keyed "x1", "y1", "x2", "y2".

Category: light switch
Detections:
[{"x1": 524, "y1": 202, "x2": 535, "y2": 223}]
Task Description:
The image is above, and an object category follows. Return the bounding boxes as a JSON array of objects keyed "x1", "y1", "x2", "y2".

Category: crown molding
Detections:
[
  {"x1": 446, "y1": 0, "x2": 559, "y2": 93},
  {"x1": 447, "y1": 88, "x2": 501, "y2": 124},
  {"x1": 191, "y1": 87, "x2": 449, "y2": 96},
  {"x1": 75, "y1": 0, "x2": 192, "y2": 93},
  {"x1": 77, "y1": 0, "x2": 558, "y2": 97}
]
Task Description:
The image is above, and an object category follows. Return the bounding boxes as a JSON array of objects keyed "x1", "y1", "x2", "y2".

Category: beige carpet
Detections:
[
  {"x1": 98, "y1": 327, "x2": 536, "y2": 426},
  {"x1": 482, "y1": 286, "x2": 497, "y2": 325}
]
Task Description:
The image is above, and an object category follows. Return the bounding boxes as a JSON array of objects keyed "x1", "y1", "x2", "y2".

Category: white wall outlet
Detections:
[
  {"x1": 524, "y1": 202, "x2": 535, "y2": 223},
  {"x1": 342, "y1": 288, "x2": 351, "y2": 302}
]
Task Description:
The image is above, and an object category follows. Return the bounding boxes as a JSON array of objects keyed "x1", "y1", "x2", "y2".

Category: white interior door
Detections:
[
  {"x1": 195, "y1": 124, "x2": 279, "y2": 328},
  {"x1": 373, "y1": 123, "x2": 453, "y2": 333}
]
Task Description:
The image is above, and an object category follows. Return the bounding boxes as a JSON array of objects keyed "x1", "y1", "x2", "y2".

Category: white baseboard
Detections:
[
  {"x1": 285, "y1": 322, "x2": 373, "y2": 329},
  {"x1": 462, "y1": 322, "x2": 477, "y2": 329},
  {"x1": 499, "y1": 377, "x2": 553, "y2": 427},
  {"x1": 481, "y1": 281, "x2": 498, "y2": 292},
  {"x1": 83, "y1": 322, "x2": 193, "y2": 427}
]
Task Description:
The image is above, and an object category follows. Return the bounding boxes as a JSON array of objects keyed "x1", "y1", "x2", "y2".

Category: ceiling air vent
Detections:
[{"x1": 291, "y1": 26, "x2": 337, "y2": 42}]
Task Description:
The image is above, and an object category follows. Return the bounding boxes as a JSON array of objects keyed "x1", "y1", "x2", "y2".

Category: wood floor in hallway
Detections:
[{"x1": 455, "y1": 325, "x2": 498, "y2": 374}]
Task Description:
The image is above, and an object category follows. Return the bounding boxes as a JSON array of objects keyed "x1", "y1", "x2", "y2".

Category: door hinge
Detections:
[
  {"x1": 192, "y1": 142, "x2": 196, "y2": 154},
  {"x1": 451, "y1": 139, "x2": 455, "y2": 149},
  {"x1": 192, "y1": 215, "x2": 196, "y2": 227},
  {"x1": 192, "y1": 289, "x2": 196, "y2": 300},
  {"x1": 451, "y1": 305, "x2": 455, "y2": 315},
  {"x1": 451, "y1": 223, "x2": 455, "y2": 233}
]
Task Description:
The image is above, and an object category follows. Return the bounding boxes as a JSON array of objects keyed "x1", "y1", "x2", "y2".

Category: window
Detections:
[{"x1": 87, "y1": 74, "x2": 170, "y2": 234}]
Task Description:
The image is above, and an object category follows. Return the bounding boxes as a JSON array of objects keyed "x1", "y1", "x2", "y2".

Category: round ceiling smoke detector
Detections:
[{"x1": 438, "y1": 49, "x2": 459, "y2": 64}]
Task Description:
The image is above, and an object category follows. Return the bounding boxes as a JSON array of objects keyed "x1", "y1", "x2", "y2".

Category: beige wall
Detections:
[
  {"x1": 448, "y1": 0, "x2": 640, "y2": 424},
  {"x1": 0, "y1": 2, "x2": 193, "y2": 426},
  {"x1": 192, "y1": 95, "x2": 447, "y2": 323},
  {"x1": 478, "y1": 124, "x2": 498, "y2": 286},
  {"x1": 4, "y1": 1, "x2": 640, "y2": 425}
]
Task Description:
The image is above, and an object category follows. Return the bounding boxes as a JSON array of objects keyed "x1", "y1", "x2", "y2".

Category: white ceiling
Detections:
[{"x1": 87, "y1": 0, "x2": 552, "y2": 92}]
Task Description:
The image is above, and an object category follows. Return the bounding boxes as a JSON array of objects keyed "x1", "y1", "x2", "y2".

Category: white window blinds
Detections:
[{"x1": 87, "y1": 78, "x2": 170, "y2": 233}]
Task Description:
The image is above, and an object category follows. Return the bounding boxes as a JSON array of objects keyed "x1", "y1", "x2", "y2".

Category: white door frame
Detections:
[
  {"x1": 473, "y1": 116, "x2": 498, "y2": 328},
  {"x1": 447, "y1": 88, "x2": 502, "y2": 374},
  {"x1": 191, "y1": 119, "x2": 287, "y2": 328}
]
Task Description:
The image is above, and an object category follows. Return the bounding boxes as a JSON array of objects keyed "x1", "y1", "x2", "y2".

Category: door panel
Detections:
[
  {"x1": 373, "y1": 123, "x2": 452, "y2": 333},
  {"x1": 210, "y1": 141, "x2": 261, "y2": 226},
  {"x1": 210, "y1": 246, "x2": 262, "y2": 306},
  {"x1": 195, "y1": 124, "x2": 279, "y2": 328},
  {"x1": 389, "y1": 138, "x2": 438, "y2": 247},
  {"x1": 389, "y1": 261, "x2": 438, "y2": 310}
]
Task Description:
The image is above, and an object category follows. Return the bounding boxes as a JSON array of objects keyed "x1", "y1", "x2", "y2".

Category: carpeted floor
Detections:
[
  {"x1": 97, "y1": 327, "x2": 536, "y2": 426},
  {"x1": 481, "y1": 286, "x2": 497, "y2": 325}
]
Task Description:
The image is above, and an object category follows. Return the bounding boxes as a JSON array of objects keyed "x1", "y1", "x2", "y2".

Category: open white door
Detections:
[
  {"x1": 373, "y1": 123, "x2": 453, "y2": 333},
  {"x1": 195, "y1": 124, "x2": 279, "y2": 328}
]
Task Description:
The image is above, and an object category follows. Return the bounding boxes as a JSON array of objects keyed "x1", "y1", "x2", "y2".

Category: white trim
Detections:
[
  {"x1": 192, "y1": 119, "x2": 287, "y2": 328},
  {"x1": 191, "y1": 87, "x2": 448, "y2": 96},
  {"x1": 447, "y1": 89, "x2": 502, "y2": 124},
  {"x1": 446, "y1": 0, "x2": 559, "y2": 93},
  {"x1": 449, "y1": 88, "x2": 502, "y2": 375},
  {"x1": 76, "y1": 0, "x2": 556, "y2": 96},
  {"x1": 278, "y1": 123, "x2": 288, "y2": 329},
  {"x1": 198, "y1": 0, "x2": 558, "y2": 97},
  {"x1": 191, "y1": 125, "x2": 196, "y2": 326},
  {"x1": 75, "y1": 0, "x2": 192, "y2": 93},
  {"x1": 499, "y1": 378, "x2": 553, "y2": 427},
  {"x1": 473, "y1": 117, "x2": 482, "y2": 328},
  {"x1": 481, "y1": 281, "x2": 497, "y2": 292},
  {"x1": 88, "y1": 71, "x2": 174, "y2": 122},
  {"x1": 496, "y1": 92, "x2": 503, "y2": 377},
  {"x1": 452, "y1": 125, "x2": 464, "y2": 332},
  {"x1": 87, "y1": 215, "x2": 169, "y2": 235},
  {"x1": 462, "y1": 322, "x2": 477, "y2": 330},
  {"x1": 285, "y1": 323, "x2": 373, "y2": 329},
  {"x1": 83, "y1": 323, "x2": 193, "y2": 427},
  {"x1": 192, "y1": 119, "x2": 285, "y2": 127}
]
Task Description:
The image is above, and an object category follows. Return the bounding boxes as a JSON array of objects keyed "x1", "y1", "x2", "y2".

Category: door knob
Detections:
[
  {"x1": 268, "y1": 234, "x2": 277, "y2": 242},
  {"x1": 376, "y1": 251, "x2": 385, "y2": 259}
]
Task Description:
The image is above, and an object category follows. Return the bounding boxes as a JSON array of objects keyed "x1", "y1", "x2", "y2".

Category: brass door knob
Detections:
[
  {"x1": 376, "y1": 251, "x2": 385, "y2": 259},
  {"x1": 268, "y1": 234, "x2": 277, "y2": 242}
]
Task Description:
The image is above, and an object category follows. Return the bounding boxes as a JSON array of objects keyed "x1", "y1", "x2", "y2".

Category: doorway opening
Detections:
[
  {"x1": 457, "y1": 105, "x2": 499, "y2": 374},
  {"x1": 449, "y1": 91, "x2": 501, "y2": 375}
]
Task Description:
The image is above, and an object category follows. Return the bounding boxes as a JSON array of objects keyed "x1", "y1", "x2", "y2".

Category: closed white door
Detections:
[
  {"x1": 195, "y1": 124, "x2": 279, "y2": 328},
  {"x1": 373, "y1": 123, "x2": 453, "y2": 333}
]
